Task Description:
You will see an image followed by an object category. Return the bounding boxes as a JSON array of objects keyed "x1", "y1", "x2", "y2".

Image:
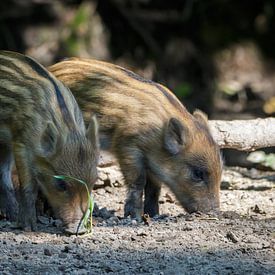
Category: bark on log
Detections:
[
  {"x1": 209, "y1": 118, "x2": 275, "y2": 151},
  {"x1": 98, "y1": 118, "x2": 275, "y2": 169}
]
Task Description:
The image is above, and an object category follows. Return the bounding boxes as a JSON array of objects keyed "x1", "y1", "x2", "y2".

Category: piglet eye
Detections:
[
  {"x1": 192, "y1": 168, "x2": 206, "y2": 182},
  {"x1": 55, "y1": 178, "x2": 68, "y2": 192}
]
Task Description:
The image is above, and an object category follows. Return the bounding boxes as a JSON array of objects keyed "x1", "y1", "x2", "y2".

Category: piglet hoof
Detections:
[
  {"x1": 17, "y1": 216, "x2": 37, "y2": 232},
  {"x1": 23, "y1": 225, "x2": 32, "y2": 232},
  {"x1": 0, "y1": 206, "x2": 18, "y2": 222},
  {"x1": 143, "y1": 205, "x2": 159, "y2": 218},
  {"x1": 6, "y1": 208, "x2": 19, "y2": 222},
  {"x1": 124, "y1": 204, "x2": 142, "y2": 222},
  {"x1": 22, "y1": 222, "x2": 37, "y2": 232},
  {"x1": 0, "y1": 194, "x2": 18, "y2": 222}
]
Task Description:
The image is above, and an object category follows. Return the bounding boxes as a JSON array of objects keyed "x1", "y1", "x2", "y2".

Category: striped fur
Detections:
[
  {"x1": 49, "y1": 58, "x2": 222, "y2": 218},
  {"x1": 0, "y1": 51, "x2": 99, "y2": 233}
]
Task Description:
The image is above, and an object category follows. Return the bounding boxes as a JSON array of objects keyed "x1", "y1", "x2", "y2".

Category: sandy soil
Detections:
[{"x1": 0, "y1": 167, "x2": 274, "y2": 275}]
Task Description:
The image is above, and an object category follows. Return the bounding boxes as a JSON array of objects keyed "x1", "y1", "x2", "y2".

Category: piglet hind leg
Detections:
[
  {"x1": 144, "y1": 175, "x2": 161, "y2": 217},
  {"x1": 0, "y1": 143, "x2": 18, "y2": 221},
  {"x1": 13, "y1": 143, "x2": 38, "y2": 231}
]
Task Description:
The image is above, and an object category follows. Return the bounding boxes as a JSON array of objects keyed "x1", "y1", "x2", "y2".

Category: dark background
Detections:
[{"x1": 1, "y1": 0, "x2": 274, "y2": 166}]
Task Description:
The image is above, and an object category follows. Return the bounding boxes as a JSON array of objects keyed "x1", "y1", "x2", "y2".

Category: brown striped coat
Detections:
[
  {"x1": 0, "y1": 51, "x2": 98, "y2": 233},
  {"x1": 49, "y1": 58, "x2": 222, "y2": 218}
]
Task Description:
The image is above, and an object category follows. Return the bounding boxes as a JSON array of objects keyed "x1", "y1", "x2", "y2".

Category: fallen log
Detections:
[
  {"x1": 98, "y1": 118, "x2": 275, "y2": 169},
  {"x1": 209, "y1": 118, "x2": 275, "y2": 151},
  {"x1": 96, "y1": 118, "x2": 275, "y2": 186}
]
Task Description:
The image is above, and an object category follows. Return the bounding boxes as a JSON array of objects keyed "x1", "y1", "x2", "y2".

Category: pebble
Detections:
[
  {"x1": 96, "y1": 207, "x2": 114, "y2": 219},
  {"x1": 137, "y1": 230, "x2": 148, "y2": 237},
  {"x1": 73, "y1": 237, "x2": 83, "y2": 245},
  {"x1": 96, "y1": 189, "x2": 106, "y2": 196},
  {"x1": 105, "y1": 186, "x2": 113, "y2": 194},
  {"x1": 44, "y1": 248, "x2": 52, "y2": 256},
  {"x1": 153, "y1": 214, "x2": 169, "y2": 221},
  {"x1": 62, "y1": 245, "x2": 71, "y2": 253},
  {"x1": 59, "y1": 253, "x2": 67, "y2": 259},
  {"x1": 226, "y1": 231, "x2": 239, "y2": 243},
  {"x1": 107, "y1": 216, "x2": 119, "y2": 225},
  {"x1": 221, "y1": 181, "x2": 231, "y2": 190},
  {"x1": 131, "y1": 219, "x2": 138, "y2": 226}
]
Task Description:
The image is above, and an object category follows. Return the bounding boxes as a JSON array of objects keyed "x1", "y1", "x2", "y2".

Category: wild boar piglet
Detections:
[
  {"x1": 0, "y1": 51, "x2": 99, "y2": 234},
  {"x1": 49, "y1": 58, "x2": 222, "y2": 219}
]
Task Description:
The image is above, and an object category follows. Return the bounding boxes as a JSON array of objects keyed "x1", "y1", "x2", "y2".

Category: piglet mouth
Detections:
[
  {"x1": 184, "y1": 203, "x2": 220, "y2": 215},
  {"x1": 180, "y1": 195, "x2": 220, "y2": 214},
  {"x1": 63, "y1": 211, "x2": 91, "y2": 235},
  {"x1": 64, "y1": 222, "x2": 87, "y2": 235}
]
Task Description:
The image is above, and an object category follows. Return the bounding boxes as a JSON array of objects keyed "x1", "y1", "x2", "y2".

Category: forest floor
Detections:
[{"x1": 0, "y1": 167, "x2": 274, "y2": 275}]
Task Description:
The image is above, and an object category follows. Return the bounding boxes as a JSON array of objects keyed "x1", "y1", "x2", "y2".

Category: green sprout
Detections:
[
  {"x1": 247, "y1": 151, "x2": 275, "y2": 170},
  {"x1": 53, "y1": 175, "x2": 94, "y2": 234}
]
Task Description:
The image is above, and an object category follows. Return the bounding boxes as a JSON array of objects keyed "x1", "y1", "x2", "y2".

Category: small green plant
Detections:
[
  {"x1": 62, "y1": 2, "x2": 91, "y2": 56},
  {"x1": 247, "y1": 151, "x2": 275, "y2": 170},
  {"x1": 53, "y1": 175, "x2": 94, "y2": 234},
  {"x1": 174, "y1": 83, "x2": 192, "y2": 98}
]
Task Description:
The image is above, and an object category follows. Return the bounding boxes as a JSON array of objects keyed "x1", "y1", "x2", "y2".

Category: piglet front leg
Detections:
[{"x1": 13, "y1": 143, "x2": 38, "y2": 231}]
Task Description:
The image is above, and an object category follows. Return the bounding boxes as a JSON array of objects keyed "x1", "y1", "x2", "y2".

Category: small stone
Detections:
[
  {"x1": 63, "y1": 237, "x2": 71, "y2": 244},
  {"x1": 251, "y1": 204, "x2": 266, "y2": 215},
  {"x1": 73, "y1": 237, "x2": 82, "y2": 245},
  {"x1": 137, "y1": 230, "x2": 147, "y2": 237},
  {"x1": 185, "y1": 215, "x2": 195, "y2": 221},
  {"x1": 105, "y1": 186, "x2": 113, "y2": 194},
  {"x1": 113, "y1": 228, "x2": 120, "y2": 234},
  {"x1": 62, "y1": 245, "x2": 71, "y2": 253},
  {"x1": 221, "y1": 181, "x2": 231, "y2": 190},
  {"x1": 59, "y1": 253, "x2": 67, "y2": 258},
  {"x1": 59, "y1": 266, "x2": 66, "y2": 271},
  {"x1": 153, "y1": 214, "x2": 169, "y2": 221},
  {"x1": 96, "y1": 189, "x2": 106, "y2": 196},
  {"x1": 182, "y1": 226, "x2": 193, "y2": 231},
  {"x1": 239, "y1": 247, "x2": 248, "y2": 254},
  {"x1": 226, "y1": 231, "x2": 239, "y2": 243},
  {"x1": 96, "y1": 207, "x2": 113, "y2": 219},
  {"x1": 107, "y1": 216, "x2": 119, "y2": 225},
  {"x1": 261, "y1": 241, "x2": 270, "y2": 249},
  {"x1": 44, "y1": 248, "x2": 52, "y2": 256}
]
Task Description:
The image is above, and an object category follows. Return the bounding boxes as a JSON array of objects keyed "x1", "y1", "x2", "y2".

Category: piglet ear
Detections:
[
  {"x1": 193, "y1": 109, "x2": 209, "y2": 126},
  {"x1": 40, "y1": 122, "x2": 63, "y2": 158},
  {"x1": 86, "y1": 115, "x2": 99, "y2": 152},
  {"x1": 163, "y1": 118, "x2": 189, "y2": 155}
]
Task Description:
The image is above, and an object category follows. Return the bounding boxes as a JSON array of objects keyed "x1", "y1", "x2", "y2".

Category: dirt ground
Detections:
[{"x1": 0, "y1": 167, "x2": 274, "y2": 275}]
